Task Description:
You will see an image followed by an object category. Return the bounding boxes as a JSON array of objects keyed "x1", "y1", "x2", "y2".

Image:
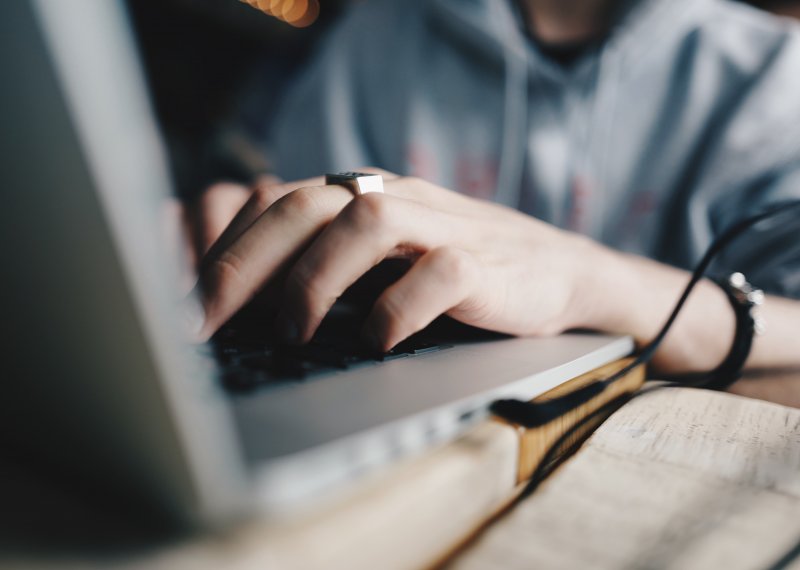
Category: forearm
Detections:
[{"x1": 573, "y1": 241, "x2": 800, "y2": 374}]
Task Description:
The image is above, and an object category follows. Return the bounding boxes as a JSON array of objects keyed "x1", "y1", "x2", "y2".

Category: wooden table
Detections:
[{"x1": 1, "y1": 369, "x2": 798, "y2": 570}]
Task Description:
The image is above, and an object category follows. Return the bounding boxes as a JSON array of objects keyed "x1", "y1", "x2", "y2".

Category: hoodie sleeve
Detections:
[
  {"x1": 658, "y1": 13, "x2": 800, "y2": 299},
  {"x1": 707, "y1": 28, "x2": 800, "y2": 298},
  {"x1": 701, "y1": 119, "x2": 800, "y2": 299},
  {"x1": 708, "y1": 163, "x2": 800, "y2": 299}
]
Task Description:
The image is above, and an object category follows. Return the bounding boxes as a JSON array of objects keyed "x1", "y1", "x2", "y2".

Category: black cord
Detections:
[
  {"x1": 766, "y1": 538, "x2": 800, "y2": 570},
  {"x1": 489, "y1": 199, "x2": 800, "y2": 565},
  {"x1": 491, "y1": 199, "x2": 800, "y2": 428}
]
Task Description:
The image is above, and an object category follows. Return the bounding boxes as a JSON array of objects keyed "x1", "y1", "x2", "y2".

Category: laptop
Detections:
[{"x1": 0, "y1": 0, "x2": 633, "y2": 529}]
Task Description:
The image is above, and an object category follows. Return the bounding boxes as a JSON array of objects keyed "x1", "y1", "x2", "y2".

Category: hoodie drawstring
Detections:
[{"x1": 492, "y1": 1, "x2": 529, "y2": 209}]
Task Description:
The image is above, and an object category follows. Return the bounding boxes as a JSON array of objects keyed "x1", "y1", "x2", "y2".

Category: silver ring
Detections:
[{"x1": 325, "y1": 171, "x2": 384, "y2": 196}]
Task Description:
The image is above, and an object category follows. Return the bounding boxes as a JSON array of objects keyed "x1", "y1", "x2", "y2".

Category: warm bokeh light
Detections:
[{"x1": 241, "y1": 0, "x2": 320, "y2": 28}]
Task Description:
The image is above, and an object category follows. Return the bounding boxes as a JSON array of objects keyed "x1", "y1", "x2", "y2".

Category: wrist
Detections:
[
  {"x1": 563, "y1": 238, "x2": 643, "y2": 334},
  {"x1": 569, "y1": 243, "x2": 738, "y2": 374}
]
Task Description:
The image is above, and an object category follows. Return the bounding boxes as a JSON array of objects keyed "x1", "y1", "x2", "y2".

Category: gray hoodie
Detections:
[{"x1": 267, "y1": 0, "x2": 800, "y2": 296}]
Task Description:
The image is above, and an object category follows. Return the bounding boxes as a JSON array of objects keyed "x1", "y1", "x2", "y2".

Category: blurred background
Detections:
[
  {"x1": 127, "y1": 0, "x2": 800, "y2": 200},
  {"x1": 127, "y1": 0, "x2": 352, "y2": 199}
]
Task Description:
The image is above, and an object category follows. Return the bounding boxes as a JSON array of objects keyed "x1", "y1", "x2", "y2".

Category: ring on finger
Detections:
[{"x1": 325, "y1": 171, "x2": 384, "y2": 196}]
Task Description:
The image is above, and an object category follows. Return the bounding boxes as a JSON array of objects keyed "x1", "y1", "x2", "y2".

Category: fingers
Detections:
[
  {"x1": 364, "y1": 247, "x2": 484, "y2": 350},
  {"x1": 202, "y1": 175, "x2": 323, "y2": 262},
  {"x1": 193, "y1": 183, "x2": 252, "y2": 257},
  {"x1": 196, "y1": 184, "x2": 354, "y2": 340},
  {"x1": 276, "y1": 191, "x2": 452, "y2": 343},
  {"x1": 200, "y1": 170, "x2": 397, "y2": 265},
  {"x1": 196, "y1": 171, "x2": 450, "y2": 342}
]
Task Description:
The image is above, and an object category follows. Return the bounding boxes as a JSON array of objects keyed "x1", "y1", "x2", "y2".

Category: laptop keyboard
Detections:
[{"x1": 212, "y1": 319, "x2": 453, "y2": 393}]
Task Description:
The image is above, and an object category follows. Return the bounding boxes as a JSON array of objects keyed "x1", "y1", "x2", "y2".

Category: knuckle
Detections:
[
  {"x1": 400, "y1": 175, "x2": 429, "y2": 191},
  {"x1": 205, "y1": 182, "x2": 250, "y2": 204},
  {"x1": 251, "y1": 184, "x2": 281, "y2": 211},
  {"x1": 200, "y1": 184, "x2": 229, "y2": 210},
  {"x1": 351, "y1": 192, "x2": 392, "y2": 228},
  {"x1": 202, "y1": 183, "x2": 226, "y2": 200},
  {"x1": 207, "y1": 251, "x2": 246, "y2": 293},
  {"x1": 271, "y1": 186, "x2": 323, "y2": 219},
  {"x1": 396, "y1": 175, "x2": 432, "y2": 199},
  {"x1": 429, "y1": 247, "x2": 474, "y2": 284}
]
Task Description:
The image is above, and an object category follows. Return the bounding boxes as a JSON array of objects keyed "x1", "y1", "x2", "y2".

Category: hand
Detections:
[
  {"x1": 189, "y1": 169, "x2": 800, "y2": 376},
  {"x1": 194, "y1": 169, "x2": 602, "y2": 350},
  {"x1": 165, "y1": 174, "x2": 291, "y2": 293},
  {"x1": 178, "y1": 175, "x2": 285, "y2": 270},
  {"x1": 184, "y1": 181, "x2": 253, "y2": 266}
]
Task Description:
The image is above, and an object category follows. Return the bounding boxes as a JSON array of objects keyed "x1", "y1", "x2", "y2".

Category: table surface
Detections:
[{"x1": 1, "y1": 370, "x2": 798, "y2": 570}]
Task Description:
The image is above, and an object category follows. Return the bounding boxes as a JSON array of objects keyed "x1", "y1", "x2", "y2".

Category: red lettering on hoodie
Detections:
[
  {"x1": 455, "y1": 154, "x2": 499, "y2": 200},
  {"x1": 567, "y1": 176, "x2": 591, "y2": 232},
  {"x1": 406, "y1": 144, "x2": 439, "y2": 181}
]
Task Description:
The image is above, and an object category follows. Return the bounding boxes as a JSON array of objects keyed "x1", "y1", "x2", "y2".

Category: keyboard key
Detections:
[{"x1": 211, "y1": 321, "x2": 452, "y2": 393}]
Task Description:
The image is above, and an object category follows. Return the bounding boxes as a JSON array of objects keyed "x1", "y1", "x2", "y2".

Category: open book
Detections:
[{"x1": 447, "y1": 387, "x2": 800, "y2": 570}]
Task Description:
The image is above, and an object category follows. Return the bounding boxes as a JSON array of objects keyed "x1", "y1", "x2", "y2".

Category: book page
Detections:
[{"x1": 448, "y1": 388, "x2": 800, "y2": 570}]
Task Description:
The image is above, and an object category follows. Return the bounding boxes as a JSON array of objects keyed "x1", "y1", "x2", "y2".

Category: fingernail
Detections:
[
  {"x1": 275, "y1": 312, "x2": 300, "y2": 344},
  {"x1": 181, "y1": 297, "x2": 206, "y2": 340}
]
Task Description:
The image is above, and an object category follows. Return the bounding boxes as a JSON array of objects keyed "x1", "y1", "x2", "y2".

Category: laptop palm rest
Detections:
[{"x1": 232, "y1": 333, "x2": 632, "y2": 463}]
